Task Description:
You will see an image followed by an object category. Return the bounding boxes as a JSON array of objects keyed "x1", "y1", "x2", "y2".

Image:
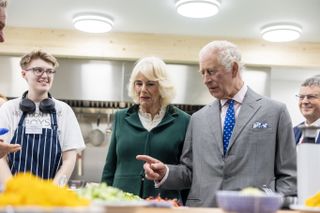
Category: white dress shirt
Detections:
[{"x1": 220, "y1": 84, "x2": 247, "y2": 130}]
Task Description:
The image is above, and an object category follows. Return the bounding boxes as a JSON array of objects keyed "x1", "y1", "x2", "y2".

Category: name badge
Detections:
[{"x1": 25, "y1": 124, "x2": 43, "y2": 134}]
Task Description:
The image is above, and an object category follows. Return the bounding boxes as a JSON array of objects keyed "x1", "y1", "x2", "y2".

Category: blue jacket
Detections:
[{"x1": 293, "y1": 122, "x2": 320, "y2": 144}]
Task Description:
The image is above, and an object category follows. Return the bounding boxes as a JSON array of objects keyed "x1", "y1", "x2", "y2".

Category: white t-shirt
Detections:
[{"x1": 0, "y1": 97, "x2": 85, "y2": 152}]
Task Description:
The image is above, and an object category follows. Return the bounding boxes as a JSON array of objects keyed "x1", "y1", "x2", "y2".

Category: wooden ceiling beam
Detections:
[{"x1": 1, "y1": 27, "x2": 320, "y2": 68}]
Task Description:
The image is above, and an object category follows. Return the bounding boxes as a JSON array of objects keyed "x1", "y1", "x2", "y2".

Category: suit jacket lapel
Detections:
[
  {"x1": 228, "y1": 88, "x2": 262, "y2": 149},
  {"x1": 206, "y1": 100, "x2": 224, "y2": 154},
  {"x1": 293, "y1": 123, "x2": 303, "y2": 144}
]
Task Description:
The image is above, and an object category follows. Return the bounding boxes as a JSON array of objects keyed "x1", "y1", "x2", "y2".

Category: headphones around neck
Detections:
[{"x1": 19, "y1": 91, "x2": 55, "y2": 114}]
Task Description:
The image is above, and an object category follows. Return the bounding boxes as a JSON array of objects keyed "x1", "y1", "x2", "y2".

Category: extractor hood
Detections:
[{"x1": 0, "y1": 56, "x2": 270, "y2": 106}]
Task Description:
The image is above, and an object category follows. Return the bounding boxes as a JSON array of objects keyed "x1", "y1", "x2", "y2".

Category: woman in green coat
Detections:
[{"x1": 101, "y1": 56, "x2": 190, "y2": 202}]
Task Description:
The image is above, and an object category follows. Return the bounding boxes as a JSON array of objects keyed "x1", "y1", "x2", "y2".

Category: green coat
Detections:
[{"x1": 101, "y1": 104, "x2": 190, "y2": 200}]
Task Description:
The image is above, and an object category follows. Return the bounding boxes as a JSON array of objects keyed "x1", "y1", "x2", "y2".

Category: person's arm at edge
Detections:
[
  {"x1": 0, "y1": 157, "x2": 13, "y2": 184},
  {"x1": 53, "y1": 149, "x2": 77, "y2": 185}
]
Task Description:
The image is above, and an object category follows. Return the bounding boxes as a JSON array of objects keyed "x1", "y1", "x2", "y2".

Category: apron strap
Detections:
[
  {"x1": 18, "y1": 112, "x2": 27, "y2": 126},
  {"x1": 50, "y1": 109, "x2": 58, "y2": 130}
]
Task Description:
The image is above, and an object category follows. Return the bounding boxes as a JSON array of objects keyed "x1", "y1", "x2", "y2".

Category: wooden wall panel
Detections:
[{"x1": 1, "y1": 27, "x2": 320, "y2": 67}]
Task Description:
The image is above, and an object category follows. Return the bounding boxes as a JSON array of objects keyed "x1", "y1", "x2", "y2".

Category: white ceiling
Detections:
[{"x1": 6, "y1": 0, "x2": 320, "y2": 42}]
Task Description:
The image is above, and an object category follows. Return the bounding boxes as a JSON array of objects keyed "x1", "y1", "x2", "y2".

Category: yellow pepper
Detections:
[
  {"x1": 305, "y1": 192, "x2": 320, "y2": 207},
  {"x1": 0, "y1": 173, "x2": 89, "y2": 207}
]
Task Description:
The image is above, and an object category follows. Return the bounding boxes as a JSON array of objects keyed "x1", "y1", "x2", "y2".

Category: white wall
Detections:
[{"x1": 270, "y1": 67, "x2": 320, "y2": 126}]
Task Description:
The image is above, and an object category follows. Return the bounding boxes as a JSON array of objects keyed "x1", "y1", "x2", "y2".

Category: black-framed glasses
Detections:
[
  {"x1": 296, "y1": 94, "x2": 320, "y2": 101},
  {"x1": 25, "y1": 67, "x2": 56, "y2": 76}
]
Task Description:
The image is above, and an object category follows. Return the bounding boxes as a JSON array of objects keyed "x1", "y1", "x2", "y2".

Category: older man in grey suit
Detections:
[{"x1": 137, "y1": 40, "x2": 297, "y2": 207}]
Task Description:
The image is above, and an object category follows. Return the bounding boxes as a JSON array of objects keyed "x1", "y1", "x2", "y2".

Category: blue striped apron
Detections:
[{"x1": 8, "y1": 111, "x2": 62, "y2": 179}]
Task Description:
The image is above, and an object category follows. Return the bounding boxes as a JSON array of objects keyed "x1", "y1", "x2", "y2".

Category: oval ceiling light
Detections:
[
  {"x1": 73, "y1": 14, "x2": 114, "y2": 33},
  {"x1": 260, "y1": 24, "x2": 302, "y2": 42},
  {"x1": 175, "y1": 0, "x2": 221, "y2": 18}
]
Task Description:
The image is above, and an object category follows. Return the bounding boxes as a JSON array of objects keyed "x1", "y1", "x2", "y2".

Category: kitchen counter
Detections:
[
  {"x1": 105, "y1": 207, "x2": 295, "y2": 213},
  {"x1": 0, "y1": 206, "x2": 298, "y2": 213}
]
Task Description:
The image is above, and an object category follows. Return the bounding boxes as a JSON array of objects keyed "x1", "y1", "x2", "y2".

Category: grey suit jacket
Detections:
[{"x1": 162, "y1": 87, "x2": 297, "y2": 207}]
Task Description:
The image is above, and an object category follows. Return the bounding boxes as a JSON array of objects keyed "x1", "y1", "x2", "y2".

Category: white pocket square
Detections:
[{"x1": 253, "y1": 122, "x2": 269, "y2": 129}]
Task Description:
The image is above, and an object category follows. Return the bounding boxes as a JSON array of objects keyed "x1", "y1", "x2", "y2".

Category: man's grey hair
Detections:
[
  {"x1": 301, "y1": 75, "x2": 320, "y2": 87},
  {"x1": 0, "y1": 0, "x2": 7, "y2": 8},
  {"x1": 199, "y1": 40, "x2": 243, "y2": 72}
]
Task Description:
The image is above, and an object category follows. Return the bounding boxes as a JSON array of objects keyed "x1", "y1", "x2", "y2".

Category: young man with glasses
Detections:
[
  {"x1": 294, "y1": 75, "x2": 320, "y2": 144},
  {"x1": 0, "y1": 50, "x2": 85, "y2": 185}
]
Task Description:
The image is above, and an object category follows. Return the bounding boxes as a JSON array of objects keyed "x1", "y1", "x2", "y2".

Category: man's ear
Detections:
[
  {"x1": 231, "y1": 62, "x2": 239, "y2": 77},
  {"x1": 21, "y1": 70, "x2": 26, "y2": 78}
]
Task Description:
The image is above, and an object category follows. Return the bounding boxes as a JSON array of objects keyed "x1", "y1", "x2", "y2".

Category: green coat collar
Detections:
[{"x1": 124, "y1": 104, "x2": 178, "y2": 130}]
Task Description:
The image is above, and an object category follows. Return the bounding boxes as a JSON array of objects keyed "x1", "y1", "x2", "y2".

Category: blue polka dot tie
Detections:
[{"x1": 223, "y1": 99, "x2": 235, "y2": 155}]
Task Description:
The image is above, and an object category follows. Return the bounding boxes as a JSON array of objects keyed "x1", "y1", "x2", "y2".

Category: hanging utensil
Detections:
[
  {"x1": 88, "y1": 112, "x2": 105, "y2": 147},
  {"x1": 77, "y1": 152, "x2": 83, "y2": 176},
  {"x1": 106, "y1": 109, "x2": 112, "y2": 134}
]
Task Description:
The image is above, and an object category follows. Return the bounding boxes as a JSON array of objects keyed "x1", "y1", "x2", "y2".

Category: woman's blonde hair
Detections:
[{"x1": 128, "y1": 56, "x2": 175, "y2": 107}]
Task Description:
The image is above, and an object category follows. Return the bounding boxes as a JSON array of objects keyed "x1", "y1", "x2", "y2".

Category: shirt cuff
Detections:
[{"x1": 154, "y1": 165, "x2": 169, "y2": 188}]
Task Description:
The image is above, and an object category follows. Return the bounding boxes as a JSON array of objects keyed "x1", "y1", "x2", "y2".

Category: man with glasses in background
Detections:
[
  {"x1": 0, "y1": 50, "x2": 85, "y2": 185},
  {"x1": 294, "y1": 75, "x2": 320, "y2": 144}
]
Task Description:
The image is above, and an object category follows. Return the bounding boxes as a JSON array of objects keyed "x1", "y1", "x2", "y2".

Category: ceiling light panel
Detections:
[
  {"x1": 176, "y1": 0, "x2": 221, "y2": 18},
  {"x1": 260, "y1": 24, "x2": 302, "y2": 42},
  {"x1": 73, "y1": 14, "x2": 113, "y2": 33}
]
